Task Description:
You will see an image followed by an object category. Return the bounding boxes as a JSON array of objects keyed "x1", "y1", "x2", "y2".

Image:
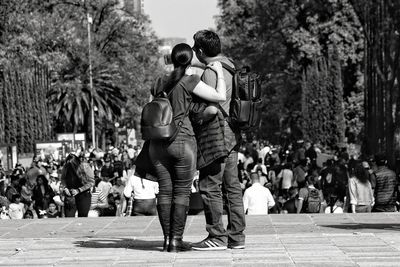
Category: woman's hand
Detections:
[
  {"x1": 63, "y1": 188, "x2": 71, "y2": 196},
  {"x1": 208, "y1": 61, "x2": 223, "y2": 75},
  {"x1": 185, "y1": 66, "x2": 194, "y2": 76}
]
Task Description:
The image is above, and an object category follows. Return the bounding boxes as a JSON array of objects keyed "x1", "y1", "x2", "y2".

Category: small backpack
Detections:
[
  {"x1": 305, "y1": 187, "x2": 321, "y2": 213},
  {"x1": 220, "y1": 62, "x2": 263, "y2": 131},
  {"x1": 140, "y1": 80, "x2": 190, "y2": 141}
]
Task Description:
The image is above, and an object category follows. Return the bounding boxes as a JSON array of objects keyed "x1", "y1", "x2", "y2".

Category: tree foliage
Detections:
[
  {"x1": 216, "y1": 0, "x2": 364, "y2": 148},
  {"x1": 350, "y1": 0, "x2": 400, "y2": 164},
  {"x1": 0, "y1": 0, "x2": 162, "y2": 150}
]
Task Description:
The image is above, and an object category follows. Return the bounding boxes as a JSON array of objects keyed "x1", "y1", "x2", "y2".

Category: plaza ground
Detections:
[{"x1": 1, "y1": 213, "x2": 400, "y2": 266}]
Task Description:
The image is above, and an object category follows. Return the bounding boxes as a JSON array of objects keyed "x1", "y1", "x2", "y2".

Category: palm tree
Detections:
[{"x1": 47, "y1": 64, "x2": 126, "y2": 142}]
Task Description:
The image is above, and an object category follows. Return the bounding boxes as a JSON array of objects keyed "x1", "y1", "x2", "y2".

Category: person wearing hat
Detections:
[
  {"x1": 49, "y1": 171, "x2": 61, "y2": 195},
  {"x1": 61, "y1": 153, "x2": 95, "y2": 217}
]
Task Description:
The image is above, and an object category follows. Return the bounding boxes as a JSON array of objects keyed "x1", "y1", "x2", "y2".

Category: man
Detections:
[
  {"x1": 277, "y1": 163, "x2": 294, "y2": 198},
  {"x1": 305, "y1": 142, "x2": 317, "y2": 167},
  {"x1": 297, "y1": 175, "x2": 324, "y2": 213},
  {"x1": 373, "y1": 153, "x2": 398, "y2": 212},
  {"x1": 100, "y1": 154, "x2": 115, "y2": 182},
  {"x1": 293, "y1": 159, "x2": 308, "y2": 188},
  {"x1": 122, "y1": 173, "x2": 158, "y2": 216},
  {"x1": 258, "y1": 141, "x2": 271, "y2": 165},
  {"x1": 243, "y1": 172, "x2": 275, "y2": 215},
  {"x1": 6, "y1": 174, "x2": 19, "y2": 202},
  {"x1": 26, "y1": 156, "x2": 47, "y2": 186},
  {"x1": 191, "y1": 30, "x2": 246, "y2": 251}
]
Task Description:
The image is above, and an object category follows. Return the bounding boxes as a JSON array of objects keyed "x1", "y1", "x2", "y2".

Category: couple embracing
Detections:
[{"x1": 145, "y1": 30, "x2": 246, "y2": 252}]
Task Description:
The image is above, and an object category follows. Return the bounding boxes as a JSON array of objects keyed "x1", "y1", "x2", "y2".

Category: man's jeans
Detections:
[
  {"x1": 199, "y1": 151, "x2": 246, "y2": 244},
  {"x1": 133, "y1": 198, "x2": 157, "y2": 216}
]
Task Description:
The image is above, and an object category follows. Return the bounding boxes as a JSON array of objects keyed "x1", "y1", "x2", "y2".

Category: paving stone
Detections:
[{"x1": 0, "y1": 213, "x2": 400, "y2": 266}]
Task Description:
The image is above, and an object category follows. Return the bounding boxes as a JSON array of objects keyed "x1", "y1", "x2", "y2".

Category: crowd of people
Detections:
[
  {"x1": 1, "y1": 30, "x2": 400, "y2": 255},
  {"x1": 238, "y1": 140, "x2": 400, "y2": 214},
  {"x1": 1, "y1": 138, "x2": 399, "y2": 220},
  {"x1": 0, "y1": 143, "x2": 159, "y2": 219}
]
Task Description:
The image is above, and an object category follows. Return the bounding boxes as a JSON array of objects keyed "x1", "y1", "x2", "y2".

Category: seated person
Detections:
[
  {"x1": 122, "y1": 173, "x2": 158, "y2": 216},
  {"x1": 8, "y1": 194, "x2": 25, "y2": 220},
  {"x1": 243, "y1": 172, "x2": 275, "y2": 215},
  {"x1": 281, "y1": 187, "x2": 298, "y2": 214},
  {"x1": 46, "y1": 202, "x2": 61, "y2": 218}
]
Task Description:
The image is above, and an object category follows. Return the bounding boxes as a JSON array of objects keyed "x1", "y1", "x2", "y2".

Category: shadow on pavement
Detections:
[
  {"x1": 321, "y1": 223, "x2": 400, "y2": 231},
  {"x1": 74, "y1": 238, "x2": 164, "y2": 251}
]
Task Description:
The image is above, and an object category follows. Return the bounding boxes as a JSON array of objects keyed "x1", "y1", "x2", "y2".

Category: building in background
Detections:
[
  {"x1": 121, "y1": 0, "x2": 144, "y2": 14},
  {"x1": 158, "y1": 37, "x2": 187, "y2": 71}
]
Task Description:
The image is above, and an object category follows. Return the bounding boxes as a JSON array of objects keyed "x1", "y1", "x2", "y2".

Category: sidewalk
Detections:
[{"x1": 0, "y1": 213, "x2": 399, "y2": 266}]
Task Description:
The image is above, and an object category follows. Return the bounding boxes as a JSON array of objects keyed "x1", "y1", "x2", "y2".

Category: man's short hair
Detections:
[
  {"x1": 306, "y1": 174, "x2": 318, "y2": 185},
  {"x1": 193, "y1": 30, "x2": 221, "y2": 57},
  {"x1": 250, "y1": 172, "x2": 259, "y2": 182},
  {"x1": 374, "y1": 153, "x2": 387, "y2": 166},
  {"x1": 11, "y1": 193, "x2": 21, "y2": 203}
]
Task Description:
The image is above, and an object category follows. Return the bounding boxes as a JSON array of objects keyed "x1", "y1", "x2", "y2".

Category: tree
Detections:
[
  {"x1": 216, "y1": 0, "x2": 363, "y2": 149},
  {"x1": 350, "y1": 0, "x2": 400, "y2": 166},
  {"x1": 0, "y1": 0, "x2": 162, "y2": 150}
]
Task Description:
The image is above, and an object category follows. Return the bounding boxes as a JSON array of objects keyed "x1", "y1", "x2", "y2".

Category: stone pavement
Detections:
[{"x1": 0, "y1": 213, "x2": 400, "y2": 266}]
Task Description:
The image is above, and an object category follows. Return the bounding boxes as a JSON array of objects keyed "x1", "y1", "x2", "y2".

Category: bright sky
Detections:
[{"x1": 144, "y1": 0, "x2": 220, "y2": 46}]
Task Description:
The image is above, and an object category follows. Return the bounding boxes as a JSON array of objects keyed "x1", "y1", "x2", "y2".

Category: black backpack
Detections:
[
  {"x1": 220, "y1": 62, "x2": 263, "y2": 131},
  {"x1": 305, "y1": 187, "x2": 322, "y2": 213},
  {"x1": 140, "y1": 79, "x2": 190, "y2": 142}
]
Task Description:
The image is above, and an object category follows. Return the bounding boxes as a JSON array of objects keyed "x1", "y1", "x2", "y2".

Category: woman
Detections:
[
  {"x1": 149, "y1": 43, "x2": 226, "y2": 252},
  {"x1": 349, "y1": 163, "x2": 374, "y2": 213},
  {"x1": 18, "y1": 177, "x2": 32, "y2": 206},
  {"x1": 61, "y1": 153, "x2": 95, "y2": 217},
  {"x1": 32, "y1": 175, "x2": 55, "y2": 217}
]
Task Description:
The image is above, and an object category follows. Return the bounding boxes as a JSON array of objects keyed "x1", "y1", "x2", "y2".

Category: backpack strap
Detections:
[
  {"x1": 220, "y1": 61, "x2": 238, "y2": 100},
  {"x1": 167, "y1": 80, "x2": 192, "y2": 134}
]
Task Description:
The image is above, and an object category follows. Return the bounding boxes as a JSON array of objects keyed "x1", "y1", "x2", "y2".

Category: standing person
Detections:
[
  {"x1": 61, "y1": 153, "x2": 95, "y2": 217},
  {"x1": 100, "y1": 154, "x2": 115, "y2": 182},
  {"x1": 297, "y1": 175, "x2": 324, "y2": 213},
  {"x1": 191, "y1": 30, "x2": 246, "y2": 251},
  {"x1": 148, "y1": 43, "x2": 227, "y2": 252},
  {"x1": 348, "y1": 164, "x2": 374, "y2": 213},
  {"x1": 372, "y1": 153, "x2": 398, "y2": 212},
  {"x1": 277, "y1": 164, "x2": 294, "y2": 198},
  {"x1": 5, "y1": 174, "x2": 19, "y2": 202},
  {"x1": 26, "y1": 156, "x2": 47, "y2": 186},
  {"x1": 293, "y1": 159, "x2": 308, "y2": 189}
]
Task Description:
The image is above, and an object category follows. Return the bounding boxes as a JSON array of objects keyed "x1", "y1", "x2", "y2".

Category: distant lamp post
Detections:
[
  {"x1": 114, "y1": 122, "x2": 120, "y2": 147},
  {"x1": 83, "y1": 0, "x2": 96, "y2": 148}
]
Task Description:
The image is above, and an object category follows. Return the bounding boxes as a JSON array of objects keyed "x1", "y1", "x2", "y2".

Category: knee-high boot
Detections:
[
  {"x1": 157, "y1": 204, "x2": 171, "y2": 251},
  {"x1": 168, "y1": 204, "x2": 191, "y2": 252}
]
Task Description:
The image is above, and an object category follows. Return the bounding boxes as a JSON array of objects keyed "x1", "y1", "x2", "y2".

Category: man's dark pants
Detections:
[{"x1": 199, "y1": 151, "x2": 246, "y2": 244}]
